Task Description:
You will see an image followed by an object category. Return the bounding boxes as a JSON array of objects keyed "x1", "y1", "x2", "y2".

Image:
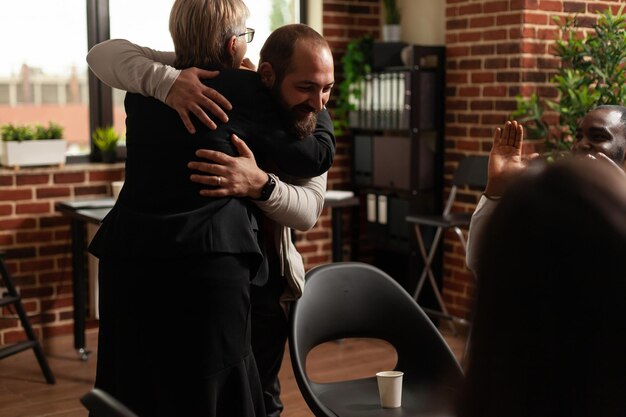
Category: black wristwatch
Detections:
[{"x1": 255, "y1": 175, "x2": 276, "y2": 201}]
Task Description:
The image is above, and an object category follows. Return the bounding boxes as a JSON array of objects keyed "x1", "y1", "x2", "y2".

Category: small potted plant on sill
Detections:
[
  {"x1": 382, "y1": 0, "x2": 401, "y2": 42},
  {"x1": 92, "y1": 126, "x2": 120, "y2": 163},
  {"x1": 0, "y1": 122, "x2": 66, "y2": 169}
]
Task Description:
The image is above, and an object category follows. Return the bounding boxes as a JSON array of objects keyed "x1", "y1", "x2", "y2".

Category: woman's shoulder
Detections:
[{"x1": 204, "y1": 68, "x2": 263, "y2": 88}]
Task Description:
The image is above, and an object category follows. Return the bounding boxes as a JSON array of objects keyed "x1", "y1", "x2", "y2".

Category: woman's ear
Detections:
[
  {"x1": 258, "y1": 62, "x2": 276, "y2": 88},
  {"x1": 227, "y1": 35, "x2": 238, "y2": 59}
]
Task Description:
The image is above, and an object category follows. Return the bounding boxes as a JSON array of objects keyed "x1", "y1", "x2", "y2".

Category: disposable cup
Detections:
[{"x1": 376, "y1": 370, "x2": 403, "y2": 408}]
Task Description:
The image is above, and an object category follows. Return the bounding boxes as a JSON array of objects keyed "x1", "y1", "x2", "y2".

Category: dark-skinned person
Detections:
[{"x1": 466, "y1": 105, "x2": 626, "y2": 273}]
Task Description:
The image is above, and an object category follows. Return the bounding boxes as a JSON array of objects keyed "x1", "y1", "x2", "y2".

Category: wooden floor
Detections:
[{"x1": 0, "y1": 329, "x2": 467, "y2": 417}]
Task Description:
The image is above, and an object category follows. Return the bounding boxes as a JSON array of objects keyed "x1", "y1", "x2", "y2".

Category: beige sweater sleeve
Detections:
[
  {"x1": 466, "y1": 195, "x2": 499, "y2": 274},
  {"x1": 86, "y1": 39, "x2": 179, "y2": 103},
  {"x1": 254, "y1": 173, "x2": 327, "y2": 232}
]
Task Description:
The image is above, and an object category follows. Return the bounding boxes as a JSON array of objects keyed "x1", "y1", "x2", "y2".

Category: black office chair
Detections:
[
  {"x1": 80, "y1": 389, "x2": 139, "y2": 417},
  {"x1": 290, "y1": 262, "x2": 464, "y2": 417},
  {"x1": 405, "y1": 156, "x2": 488, "y2": 334}
]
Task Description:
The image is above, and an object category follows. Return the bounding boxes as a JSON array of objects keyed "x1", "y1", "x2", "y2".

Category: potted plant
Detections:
[
  {"x1": 92, "y1": 126, "x2": 120, "y2": 163},
  {"x1": 382, "y1": 0, "x2": 401, "y2": 42},
  {"x1": 512, "y1": 5, "x2": 626, "y2": 156},
  {"x1": 334, "y1": 35, "x2": 374, "y2": 135},
  {"x1": 0, "y1": 122, "x2": 66, "y2": 169}
]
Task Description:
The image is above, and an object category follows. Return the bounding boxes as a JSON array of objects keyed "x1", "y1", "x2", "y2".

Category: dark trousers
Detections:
[{"x1": 251, "y1": 262, "x2": 288, "y2": 417}]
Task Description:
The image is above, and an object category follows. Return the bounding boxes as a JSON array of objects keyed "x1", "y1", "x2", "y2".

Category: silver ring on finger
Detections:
[{"x1": 217, "y1": 176, "x2": 221, "y2": 186}]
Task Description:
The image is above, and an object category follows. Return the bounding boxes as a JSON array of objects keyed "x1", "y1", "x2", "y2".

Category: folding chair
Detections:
[
  {"x1": 405, "y1": 156, "x2": 488, "y2": 338},
  {"x1": 0, "y1": 251, "x2": 55, "y2": 384}
]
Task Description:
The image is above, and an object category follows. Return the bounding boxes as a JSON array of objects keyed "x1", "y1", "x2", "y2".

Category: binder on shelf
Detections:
[{"x1": 366, "y1": 193, "x2": 377, "y2": 223}]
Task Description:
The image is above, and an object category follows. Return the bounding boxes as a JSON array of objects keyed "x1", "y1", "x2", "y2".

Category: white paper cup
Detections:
[
  {"x1": 376, "y1": 370, "x2": 403, "y2": 408},
  {"x1": 111, "y1": 181, "x2": 124, "y2": 200}
]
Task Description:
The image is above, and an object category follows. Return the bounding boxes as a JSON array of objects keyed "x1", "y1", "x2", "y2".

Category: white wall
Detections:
[{"x1": 397, "y1": 0, "x2": 445, "y2": 45}]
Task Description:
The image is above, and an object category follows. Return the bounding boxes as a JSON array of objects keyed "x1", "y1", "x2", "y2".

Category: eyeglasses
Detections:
[{"x1": 237, "y1": 28, "x2": 255, "y2": 43}]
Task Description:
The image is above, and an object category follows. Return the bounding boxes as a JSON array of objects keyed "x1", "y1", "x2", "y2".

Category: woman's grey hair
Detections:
[{"x1": 170, "y1": 0, "x2": 249, "y2": 70}]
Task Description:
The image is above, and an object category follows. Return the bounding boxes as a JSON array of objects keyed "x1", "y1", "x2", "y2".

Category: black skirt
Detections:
[{"x1": 94, "y1": 253, "x2": 265, "y2": 417}]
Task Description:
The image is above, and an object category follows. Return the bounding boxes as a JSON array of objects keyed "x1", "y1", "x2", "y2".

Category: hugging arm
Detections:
[
  {"x1": 86, "y1": 39, "x2": 178, "y2": 102},
  {"x1": 256, "y1": 173, "x2": 326, "y2": 231},
  {"x1": 189, "y1": 134, "x2": 326, "y2": 231},
  {"x1": 86, "y1": 39, "x2": 231, "y2": 132},
  {"x1": 261, "y1": 109, "x2": 336, "y2": 178}
]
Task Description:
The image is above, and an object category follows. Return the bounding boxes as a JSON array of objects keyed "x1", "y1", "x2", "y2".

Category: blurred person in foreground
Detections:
[
  {"x1": 459, "y1": 155, "x2": 626, "y2": 417},
  {"x1": 466, "y1": 105, "x2": 626, "y2": 273}
]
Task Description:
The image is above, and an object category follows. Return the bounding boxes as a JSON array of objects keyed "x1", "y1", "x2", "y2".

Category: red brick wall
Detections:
[
  {"x1": 443, "y1": 0, "x2": 623, "y2": 318},
  {"x1": 0, "y1": 164, "x2": 123, "y2": 344},
  {"x1": 295, "y1": 0, "x2": 381, "y2": 268}
]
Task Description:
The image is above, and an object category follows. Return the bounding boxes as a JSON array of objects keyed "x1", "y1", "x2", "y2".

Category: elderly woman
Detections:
[{"x1": 88, "y1": 1, "x2": 334, "y2": 416}]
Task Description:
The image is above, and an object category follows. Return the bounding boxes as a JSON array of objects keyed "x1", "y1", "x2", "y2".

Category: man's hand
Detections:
[
  {"x1": 165, "y1": 68, "x2": 233, "y2": 134},
  {"x1": 485, "y1": 120, "x2": 538, "y2": 197},
  {"x1": 187, "y1": 134, "x2": 268, "y2": 198}
]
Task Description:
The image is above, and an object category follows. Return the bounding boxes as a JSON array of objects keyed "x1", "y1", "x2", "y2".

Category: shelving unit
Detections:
[{"x1": 350, "y1": 44, "x2": 446, "y2": 296}]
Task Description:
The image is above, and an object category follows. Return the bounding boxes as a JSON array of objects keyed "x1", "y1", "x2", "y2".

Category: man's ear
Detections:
[{"x1": 258, "y1": 62, "x2": 276, "y2": 88}]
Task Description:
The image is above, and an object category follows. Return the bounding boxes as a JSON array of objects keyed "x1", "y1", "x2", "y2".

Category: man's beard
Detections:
[
  {"x1": 287, "y1": 104, "x2": 318, "y2": 138},
  {"x1": 273, "y1": 85, "x2": 318, "y2": 138}
]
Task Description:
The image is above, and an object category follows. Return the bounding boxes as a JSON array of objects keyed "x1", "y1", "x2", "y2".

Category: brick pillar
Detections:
[{"x1": 444, "y1": 0, "x2": 620, "y2": 318}]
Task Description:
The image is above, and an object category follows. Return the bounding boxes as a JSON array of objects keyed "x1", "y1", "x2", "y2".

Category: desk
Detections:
[
  {"x1": 56, "y1": 193, "x2": 359, "y2": 360},
  {"x1": 323, "y1": 191, "x2": 360, "y2": 262},
  {"x1": 56, "y1": 198, "x2": 115, "y2": 360}
]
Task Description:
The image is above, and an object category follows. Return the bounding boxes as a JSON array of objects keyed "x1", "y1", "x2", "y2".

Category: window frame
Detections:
[{"x1": 85, "y1": 0, "x2": 113, "y2": 163}]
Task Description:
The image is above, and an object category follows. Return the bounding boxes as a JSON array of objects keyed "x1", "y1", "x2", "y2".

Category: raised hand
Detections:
[
  {"x1": 485, "y1": 120, "x2": 537, "y2": 197},
  {"x1": 187, "y1": 134, "x2": 268, "y2": 198},
  {"x1": 165, "y1": 68, "x2": 233, "y2": 134}
]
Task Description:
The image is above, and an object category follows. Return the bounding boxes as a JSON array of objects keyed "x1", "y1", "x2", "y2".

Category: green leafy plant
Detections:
[
  {"x1": 382, "y1": 0, "x2": 400, "y2": 25},
  {"x1": 1, "y1": 122, "x2": 64, "y2": 142},
  {"x1": 92, "y1": 126, "x2": 120, "y2": 152},
  {"x1": 334, "y1": 35, "x2": 373, "y2": 135},
  {"x1": 513, "y1": 5, "x2": 626, "y2": 150},
  {"x1": 44, "y1": 122, "x2": 64, "y2": 139}
]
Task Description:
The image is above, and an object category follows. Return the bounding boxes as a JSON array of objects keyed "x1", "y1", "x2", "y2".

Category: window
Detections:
[
  {"x1": 0, "y1": 0, "x2": 90, "y2": 155},
  {"x1": 109, "y1": 0, "x2": 175, "y2": 142},
  {"x1": 0, "y1": 0, "x2": 304, "y2": 162},
  {"x1": 246, "y1": 0, "x2": 301, "y2": 67}
]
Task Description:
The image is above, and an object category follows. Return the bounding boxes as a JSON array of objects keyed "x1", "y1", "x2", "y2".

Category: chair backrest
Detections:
[
  {"x1": 289, "y1": 262, "x2": 463, "y2": 416},
  {"x1": 451, "y1": 155, "x2": 489, "y2": 189},
  {"x1": 80, "y1": 389, "x2": 140, "y2": 417}
]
